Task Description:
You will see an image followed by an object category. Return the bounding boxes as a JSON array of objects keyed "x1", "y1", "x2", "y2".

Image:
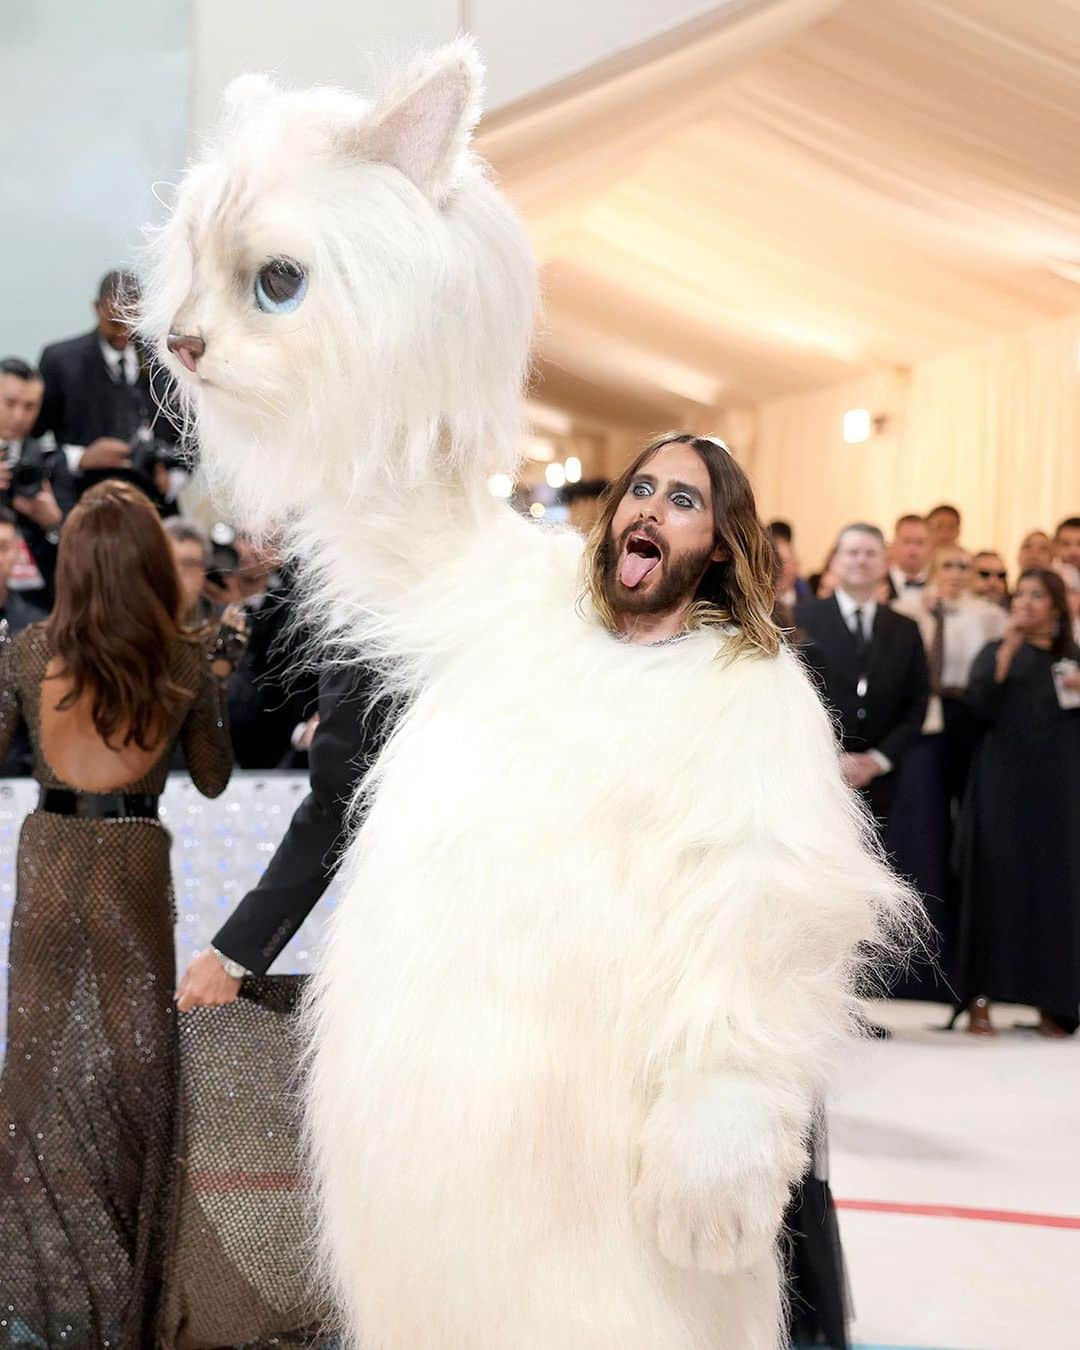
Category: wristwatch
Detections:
[{"x1": 209, "y1": 945, "x2": 249, "y2": 980}]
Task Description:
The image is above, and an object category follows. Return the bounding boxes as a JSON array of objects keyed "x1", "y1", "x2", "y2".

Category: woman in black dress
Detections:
[{"x1": 953, "y1": 568, "x2": 1080, "y2": 1037}]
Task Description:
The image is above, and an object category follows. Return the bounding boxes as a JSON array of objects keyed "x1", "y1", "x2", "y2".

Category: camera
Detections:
[
  {"x1": 2, "y1": 441, "x2": 47, "y2": 504},
  {"x1": 129, "y1": 425, "x2": 184, "y2": 481}
]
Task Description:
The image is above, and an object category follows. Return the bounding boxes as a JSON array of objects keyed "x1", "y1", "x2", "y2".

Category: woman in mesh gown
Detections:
[{"x1": 0, "y1": 482, "x2": 234, "y2": 1347}]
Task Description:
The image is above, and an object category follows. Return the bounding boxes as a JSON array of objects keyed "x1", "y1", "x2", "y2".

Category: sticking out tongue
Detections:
[{"x1": 619, "y1": 541, "x2": 661, "y2": 588}]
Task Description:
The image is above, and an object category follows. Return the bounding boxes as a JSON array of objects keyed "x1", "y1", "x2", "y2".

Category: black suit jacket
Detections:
[
  {"x1": 35, "y1": 330, "x2": 179, "y2": 508},
  {"x1": 213, "y1": 660, "x2": 391, "y2": 974},
  {"x1": 795, "y1": 595, "x2": 929, "y2": 768},
  {"x1": 225, "y1": 587, "x2": 320, "y2": 769}
]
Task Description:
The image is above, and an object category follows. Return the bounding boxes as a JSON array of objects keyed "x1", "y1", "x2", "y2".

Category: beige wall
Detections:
[{"x1": 743, "y1": 313, "x2": 1080, "y2": 574}]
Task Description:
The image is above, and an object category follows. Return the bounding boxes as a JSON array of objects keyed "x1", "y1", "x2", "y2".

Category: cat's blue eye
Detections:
[{"x1": 254, "y1": 259, "x2": 307, "y2": 314}]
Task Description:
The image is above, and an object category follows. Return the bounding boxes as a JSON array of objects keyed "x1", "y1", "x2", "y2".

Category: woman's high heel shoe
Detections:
[{"x1": 967, "y1": 996, "x2": 996, "y2": 1036}]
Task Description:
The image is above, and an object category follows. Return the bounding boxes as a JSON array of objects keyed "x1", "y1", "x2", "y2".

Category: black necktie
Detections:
[
  {"x1": 929, "y1": 601, "x2": 946, "y2": 695},
  {"x1": 115, "y1": 358, "x2": 128, "y2": 386},
  {"x1": 852, "y1": 607, "x2": 868, "y2": 665}
]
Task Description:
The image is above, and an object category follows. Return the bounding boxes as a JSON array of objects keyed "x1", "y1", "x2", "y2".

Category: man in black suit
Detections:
[
  {"x1": 0, "y1": 357, "x2": 78, "y2": 606},
  {"x1": 796, "y1": 522, "x2": 929, "y2": 827},
  {"x1": 175, "y1": 658, "x2": 391, "y2": 1007},
  {"x1": 34, "y1": 270, "x2": 181, "y2": 514}
]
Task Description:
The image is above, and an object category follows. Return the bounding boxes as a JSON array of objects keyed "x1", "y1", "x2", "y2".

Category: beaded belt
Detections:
[{"x1": 38, "y1": 787, "x2": 160, "y2": 821}]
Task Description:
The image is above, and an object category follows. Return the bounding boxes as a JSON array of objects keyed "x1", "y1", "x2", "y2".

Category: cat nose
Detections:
[{"x1": 167, "y1": 331, "x2": 206, "y2": 373}]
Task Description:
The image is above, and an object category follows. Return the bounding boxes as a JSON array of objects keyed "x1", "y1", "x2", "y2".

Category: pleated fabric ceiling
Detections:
[{"x1": 483, "y1": 0, "x2": 1080, "y2": 430}]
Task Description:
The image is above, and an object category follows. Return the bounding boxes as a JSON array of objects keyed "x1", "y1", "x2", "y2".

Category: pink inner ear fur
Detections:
[{"x1": 369, "y1": 64, "x2": 471, "y2": 197}]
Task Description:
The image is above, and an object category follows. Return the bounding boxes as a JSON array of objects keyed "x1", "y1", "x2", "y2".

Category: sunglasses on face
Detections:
[{"x1": 977, "y1": 569, "x2": 1007, "y2": 580}]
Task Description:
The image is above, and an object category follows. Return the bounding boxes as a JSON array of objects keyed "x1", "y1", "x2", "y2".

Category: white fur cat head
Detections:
[{"x1": 142, "y1": 40, "x2": 538, "y2": 524}]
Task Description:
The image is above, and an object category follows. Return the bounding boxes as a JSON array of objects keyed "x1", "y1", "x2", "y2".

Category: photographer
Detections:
[
  {"x1": 164, "y1": 517, "x2": 217, "y2": 629},
  {"x1": 0, "y1": 357, "x2": 77, "y2": 606},
  {"x1": 34, "y1": 269, "x2": 187, "y2": 516}
]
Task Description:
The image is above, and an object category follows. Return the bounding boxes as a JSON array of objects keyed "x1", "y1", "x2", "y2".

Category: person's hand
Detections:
[
  {"x1": 13, "y1": 482, "x2": 63, "y2": 530},
  {"x1": 80, "y1": 437, "x2": 132, "y2": 471},
  {"x1": 1003, "y1": 617, "x2": 1025, "y2": 642},
  {"x1": 152, "y1": 460, "x2": 171, "y2": 498},
  {"x1": 295, "y1": 713, "x2": 320, "y2": 752},
  {"x1": 204, "y1": 573, "x2": 243, "y2": 608},
  {"x1": 209, "y1": 604, "x2": 249, "y2": 680},
  {"x1": 1061, "y1": 670, "x2": 1080, "y2": 693},
  {"x1": 841, "y1": 752, "x2": 881, "y2": 789},
  {"x1": 0, "y1": 465, "x2": 11, "y2": 494},
  {"x1": 995, "y1": 618, "x2": 1025, "y2": 681},
  {"x1": 176, "y1": 949, "x2": 243, "y2": 1011}
]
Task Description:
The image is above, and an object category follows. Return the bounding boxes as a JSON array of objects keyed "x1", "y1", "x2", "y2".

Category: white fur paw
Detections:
[
  {"x1": 631, "y1": 1074, "x2": 804, "y2": 1274},
  {"x1": 632, "y1": 1152, "x2": 790, "y2": 1274}
]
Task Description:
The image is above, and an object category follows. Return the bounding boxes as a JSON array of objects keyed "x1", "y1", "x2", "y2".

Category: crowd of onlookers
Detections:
[
  {"x1": 0, "y1": 269, "x2": 318, "y2": 775},
  {"x1": 771, "y1": 508, "x2": 1080, "y2": 1037}
]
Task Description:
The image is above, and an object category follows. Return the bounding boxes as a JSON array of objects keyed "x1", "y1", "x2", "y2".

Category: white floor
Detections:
[{"x1": 832, "y1": 1000, "x2": 1080, "y2": 1350}]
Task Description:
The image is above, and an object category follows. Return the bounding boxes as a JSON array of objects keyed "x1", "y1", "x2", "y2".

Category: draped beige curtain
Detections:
[{"x1": 745, "y1": 312, "x2": 1080, "y2": 572}]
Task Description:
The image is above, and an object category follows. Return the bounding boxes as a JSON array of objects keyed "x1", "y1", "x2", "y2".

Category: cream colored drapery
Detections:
[
  {"x1": 486, "y1": 0, "x2": 1080, "y2": 542},
  {"x1": 745, "y1": 313, "x2": 1080, "y2": 573}
]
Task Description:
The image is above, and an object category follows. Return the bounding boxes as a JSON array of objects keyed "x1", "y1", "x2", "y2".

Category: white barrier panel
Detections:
[{"x1": 0, "y1": 772, "x2": 337, "y2": 1060}]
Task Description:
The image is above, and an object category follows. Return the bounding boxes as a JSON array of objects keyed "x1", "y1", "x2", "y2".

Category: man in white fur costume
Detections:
[{"x1": 145, "y1": 40, "x2": 910, "y2": 1349}]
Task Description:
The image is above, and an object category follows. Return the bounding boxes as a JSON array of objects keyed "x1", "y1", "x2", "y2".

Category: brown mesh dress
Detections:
[{"x1": 0, "y1": 624, "x2": 326, "y2": 1349}]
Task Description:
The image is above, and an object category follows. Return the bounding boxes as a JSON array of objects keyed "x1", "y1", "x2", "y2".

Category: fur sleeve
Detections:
[{"x1": 643, "y1": 644, "x2": 915, "y2": 1126}]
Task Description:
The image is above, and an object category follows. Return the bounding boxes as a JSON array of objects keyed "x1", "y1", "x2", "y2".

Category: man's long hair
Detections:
[
  {"x1": 46, "y1": 480, "x2": 193, "y2": 750},
  {"x1": 582, "y1": 432, "x2": 780, "y2": 659}
]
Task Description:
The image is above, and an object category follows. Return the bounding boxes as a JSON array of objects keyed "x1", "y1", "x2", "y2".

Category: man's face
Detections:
[
  {"x1": 893, "y1": 521, "x2": 930, "y2": 577},
  {"x1": 95, "y1": 298, "x2": 132, "y2": 351},
  {"x1": 1055, "y1": 525, "x2": 1080, "y2": 568},
  {"x1": 928, "y1": 510, "x2": 960, "y2": 548},
  {"x1": 234, "y1": 534, "x2": 277, "y2": 598},
  {"x1": 971, "y1": 553, "x2": 1007, "y2": 602},
  {"x1": 933, "y1": 546, "x2": 972, "y2": 601},
  {"x1": 606, "y1": 443, "x2": 722, "y2": 617},
  {"x1": 0, "y1": 524, "x2": 18, "y2": 589},
  {"x1": 832, "y1": 530, "x2": 887, "y2": 593},
  {"x1": 170, "y1": 538, "x2": 207, "y2": 613},
  {"x1": 0, "y1": 374, "x2": 44, "y2": 442},
  {"x1": 1018, "y1": 532, "x2": 1053, "y2": 571}
]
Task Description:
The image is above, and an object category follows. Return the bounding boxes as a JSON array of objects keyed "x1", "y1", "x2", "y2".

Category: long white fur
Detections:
[{"x1": 144, "y1": 40, "x2": 913, "y2": 1349}]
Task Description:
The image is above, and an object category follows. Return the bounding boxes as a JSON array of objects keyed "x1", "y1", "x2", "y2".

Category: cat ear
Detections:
[
  {"x1": 222, "y1": 73, "x2": 278, "y2": 127},
  {"x1": 365, "y1": 39, "x2": 484, "y2": 202}
]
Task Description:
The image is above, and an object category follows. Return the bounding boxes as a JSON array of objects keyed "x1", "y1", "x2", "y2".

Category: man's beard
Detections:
[{"x1": 604, "y1": 525, "x2": 716, "y2": 617}]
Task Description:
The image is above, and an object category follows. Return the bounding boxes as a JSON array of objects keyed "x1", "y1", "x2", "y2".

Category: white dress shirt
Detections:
[
  {"x1": 893, "y1": 591, "x2": 1008, "y2": 733},
  {"x1": 833, "y1": 588, "x2": 876, "y2": 644},
  {"x1": 98, "y1": 337, "x2": 138, "y2": 387},
  {"x1": 889, "y1": 566, "x2": 929, "y2": 599}
]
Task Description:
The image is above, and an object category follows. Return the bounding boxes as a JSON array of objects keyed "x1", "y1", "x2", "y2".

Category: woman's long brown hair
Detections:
[
  {"x1": 582, "y1": 432, "x2": 781, "y2": 659},
  {"x1": 46, "y1": 480, "x2": 193, "y2": 750}
]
